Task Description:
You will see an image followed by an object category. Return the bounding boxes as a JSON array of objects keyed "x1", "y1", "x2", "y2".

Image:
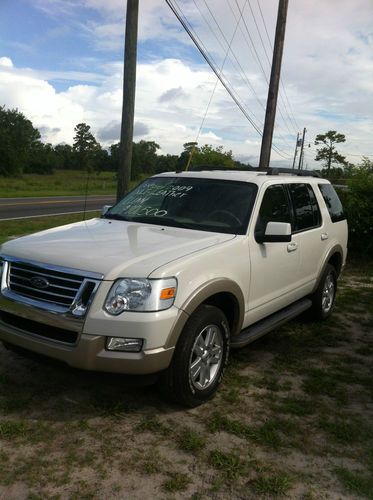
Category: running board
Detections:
[{"x1": 231, "y1": 298, "x2": 312, "y2": 349}]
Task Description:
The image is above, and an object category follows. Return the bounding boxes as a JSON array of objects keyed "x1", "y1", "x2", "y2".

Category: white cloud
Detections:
[
  {"x1": 0, "y1": 57, "x2": 13, "y2": 68},
  {"x1": 2, "y1": 0, "x2": 373, "y2": 167}
]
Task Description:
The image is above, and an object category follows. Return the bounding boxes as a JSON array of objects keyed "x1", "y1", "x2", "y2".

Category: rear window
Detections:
[
  {"x1": 288, "y1": 183, "x2": 321, "y2": 232},
  {"x1": 318, "y1": 184, "x2": 346, "y2": 222}
]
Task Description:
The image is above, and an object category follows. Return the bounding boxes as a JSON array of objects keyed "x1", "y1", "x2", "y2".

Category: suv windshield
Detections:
[{"x1": 105, "y1": 176, "x2": 257, "y2": 234}]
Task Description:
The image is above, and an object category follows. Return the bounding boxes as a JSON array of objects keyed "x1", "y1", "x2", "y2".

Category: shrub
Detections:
[{"x1": 337, "y1": 170, "x2": 373, "y2": 254}]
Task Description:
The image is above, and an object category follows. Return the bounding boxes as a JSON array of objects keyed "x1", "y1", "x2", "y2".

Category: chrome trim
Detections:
[
  {"x1": 2, "y1": 254, "x2": 104, "y2": 280},
  {"x1": 0, "y1": 257, "x2": 103, "y2": 339}
]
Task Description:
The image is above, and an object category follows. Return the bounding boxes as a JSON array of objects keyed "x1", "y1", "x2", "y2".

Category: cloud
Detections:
[
  {"x1": 0, "y1": 57, "x2": 13, "y2": 68},
  {"x1": 158, "y1": 86, "x2": 187, "y2": 103},
  {"x1": 134, "y1": 121, "x2": 149, "y2": 137},
  {"x1": 2, "y1": 0, "x2": 373, "y2": 167}
]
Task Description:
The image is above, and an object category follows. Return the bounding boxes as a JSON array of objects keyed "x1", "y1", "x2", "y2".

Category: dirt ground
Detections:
[{"x1": 0, "y1": 263, "x2": 372, "y2": 499}]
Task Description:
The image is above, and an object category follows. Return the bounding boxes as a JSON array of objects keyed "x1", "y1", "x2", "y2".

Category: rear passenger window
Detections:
[
  {"x1": 255, "y1": 184, "x2": 291, "y2": 236},
  {"x1": 318, "y1": 184, "x2": 346, "y2": 222},
  {"x1": 288, "y1": 183, "x2": 321, "y2": 232}
]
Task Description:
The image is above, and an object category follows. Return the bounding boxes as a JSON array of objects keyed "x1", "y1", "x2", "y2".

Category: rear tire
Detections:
[
  {"x1": 159, "y1": 305, "x2": 230, "y2": 407},
  {"x1": 309, "y1": 264, "x2": 337, "y2": 321}
]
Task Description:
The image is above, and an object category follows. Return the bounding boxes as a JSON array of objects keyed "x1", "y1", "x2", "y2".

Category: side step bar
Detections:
[{"x1": 231, "y1": 298, "x2": 312, "y2": 349}]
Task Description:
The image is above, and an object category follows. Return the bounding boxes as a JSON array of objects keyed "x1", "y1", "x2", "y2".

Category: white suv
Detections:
[{"x1": 0, "y1": 168, "x2": 348, "y2": 406}]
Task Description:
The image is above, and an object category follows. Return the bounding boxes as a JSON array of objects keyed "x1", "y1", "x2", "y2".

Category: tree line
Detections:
[{"x1": 0, "y1": 106, "x2": 248, "y2": 178}]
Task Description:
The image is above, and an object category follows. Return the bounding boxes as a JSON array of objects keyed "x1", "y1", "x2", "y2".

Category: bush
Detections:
[{"x1": 337, "y1": 171, "x2": 373, "y2": 254}]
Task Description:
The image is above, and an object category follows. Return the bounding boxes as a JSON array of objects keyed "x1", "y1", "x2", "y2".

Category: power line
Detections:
[
  {"x1": 255, "y1": 0, "x2": 300, "y2": 131},
  {"x1": 225, "y1": 0, "x2": 294, "y2": 147},
  {"x1": 193, "y1": 0, "x2": 265, "y2": 122},
  {"x1": 166, "y1": 0, "x2": 292, "y2": 159},
  {"x1": 231, "y1": 0, "x2": 297, "y2": 140}
]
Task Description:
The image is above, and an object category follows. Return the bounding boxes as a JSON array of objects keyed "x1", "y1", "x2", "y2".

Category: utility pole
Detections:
[
  {"x1": 298, "y1": 127, "x2": 306, "y2": 170},
  {"x1": 117, "y1": 0, "x2": 139, "y2": 202},
  {"x1": 258, "y1": 0, "x2": 289, "y2": 171},
  {"x1": 292, "y1": 132, "x2": 300, "y2": 169}
]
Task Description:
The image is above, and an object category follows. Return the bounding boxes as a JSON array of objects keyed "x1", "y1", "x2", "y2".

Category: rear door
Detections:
[{"x1": 287, "y1": 183, "x2": 323, "y2": 293}]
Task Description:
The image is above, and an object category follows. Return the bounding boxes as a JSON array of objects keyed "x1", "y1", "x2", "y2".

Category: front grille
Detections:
[
  {"x1": 0, "y1": 311, "x2": 78, "y2": 344},
  {"x1": 8, "y1": 261, "x2": 84, "y2": 308}
]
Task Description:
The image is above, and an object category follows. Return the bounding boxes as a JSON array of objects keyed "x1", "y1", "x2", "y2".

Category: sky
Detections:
[{"x1": 0, "y1": 0, "x2": 372, "y2": 169}]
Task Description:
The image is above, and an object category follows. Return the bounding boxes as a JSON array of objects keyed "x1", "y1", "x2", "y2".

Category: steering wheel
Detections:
[{"x1": 208, "y1": 209, "x2": 241, "y2": 226}]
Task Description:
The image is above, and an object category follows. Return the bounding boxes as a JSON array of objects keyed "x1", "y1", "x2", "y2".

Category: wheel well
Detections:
[
  {"x1": 203, "y1": 292, "x2": 240, "y2": 336},
  {"x1": 328, "y1": 252, "x2": 342, "y2": 277}
]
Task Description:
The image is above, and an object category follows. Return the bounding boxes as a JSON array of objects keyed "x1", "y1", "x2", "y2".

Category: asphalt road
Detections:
[{"x1": 0, "y1": 195, "x2": 117, "y2": 221}]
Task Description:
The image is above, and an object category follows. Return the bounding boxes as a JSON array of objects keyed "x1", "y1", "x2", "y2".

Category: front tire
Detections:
[
  {"x1": 310, "y1": 263, "x2": 337, "y2": 320},
  {"x1": 160, "y1": 305, "x2": 230, "y2": 407}
]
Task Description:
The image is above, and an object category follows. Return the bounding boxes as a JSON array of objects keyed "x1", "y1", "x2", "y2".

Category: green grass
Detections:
[
  {"x1": 0, "y1": 420, "x2": 27, "y2": 439},
  {"x1": 251, "y1": 472, "x2": 292, "y2": 496},
  {"x1": 209, "y1": 450, "x2": 247, "y2": 480},
  {"x1": 0, "y1": 170, "x2": 118, "y2": 197},
  {"x1": 177, "y1": 428, "x2": 206, "y2": 453},
  {"x1": 162, "y1": 472, "x2": 190, "y2": 493},
  {"x1": 335, "y1": 467, "x2": 373, "y2": 499}
]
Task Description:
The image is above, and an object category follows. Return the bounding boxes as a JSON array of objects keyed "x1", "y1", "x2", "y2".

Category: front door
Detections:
[{"x1": 247, "y1": 183, "x2": 301, "y2": 325}]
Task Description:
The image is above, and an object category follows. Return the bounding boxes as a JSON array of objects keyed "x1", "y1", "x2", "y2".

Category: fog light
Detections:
[{"x1": 106, "y1": 337, "x2": 144, "y2": 352}]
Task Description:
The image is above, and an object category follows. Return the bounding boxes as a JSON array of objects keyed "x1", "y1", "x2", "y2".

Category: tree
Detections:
[
  {"x1": 131, "y1": 140, "x2": 160, "y2": 179},
  {"x1": 0, "y1": 106, "x2": 41, "y2": 176},
  {"x1": 314, "y1": 130, "x2": 347, "y2": 175},
  {"x1": 25, "y1": 142, "x2": 58, "y2": 174},
  {"x1": 73, "y1": 123, "x2": 100, "y2": 170}
]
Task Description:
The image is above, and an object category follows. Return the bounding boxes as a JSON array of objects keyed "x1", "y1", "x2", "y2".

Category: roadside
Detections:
[
  {"x1": 0, "y1": 170, "x2": 117, "y2": 198},
  {"x1": 0, "y1": 244, "x2": 372, "y2": 497}
]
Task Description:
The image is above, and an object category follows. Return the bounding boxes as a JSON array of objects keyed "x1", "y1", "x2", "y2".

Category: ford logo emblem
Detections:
[{"x1": 30, "y1": 276, "x2": 49, "y2": 289}]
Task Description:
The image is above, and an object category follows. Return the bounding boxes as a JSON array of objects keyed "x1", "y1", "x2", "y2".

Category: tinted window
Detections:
[
  {"x1": 255, "y1": 184, "x2": 291, "y2": 236},
  {"x1": 307, "y1": 184, "x2": 322, "y2": 227},
  {"x1": 289, "y1": 183, "x2": 320, "y2": 232},
  {"x1": 318, "y1": 184, "x2": 346, "y2": 222},
  {"x1": 105, "y1": 177, "x2": 258, "y2": 235}
]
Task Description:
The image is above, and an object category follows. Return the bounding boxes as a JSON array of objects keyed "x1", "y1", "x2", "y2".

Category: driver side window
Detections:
[{"x1": 255, "y1": 184, "x2": 291, "y2": 236}]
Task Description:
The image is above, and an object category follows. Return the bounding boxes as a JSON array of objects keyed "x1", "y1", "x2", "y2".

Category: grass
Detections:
[
  {"x1": 162, "y1": 472, "x2": 190, "y2": 493},
  {"x1": 251, "y1": 472, "x2": 292, "y2": 496},
  {"x1": 209, "y1": 450, "x2": 247, "y2": 480},
  {"x1": 177, "y1": 428, "x2": 206, "y2": 453},
  {"x1": 335, "y1": 467, "x2": 373, "y2": 499},
  {"x1": 0, "y1": 170, "x2": 118, "y2": 198}
]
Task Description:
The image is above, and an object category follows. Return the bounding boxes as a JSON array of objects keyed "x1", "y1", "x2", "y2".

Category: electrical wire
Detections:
[
  {"x1": 165, "y1": 0, "x2": 293, "y2": 159},
  {"x1": 230, "y1": 0, "x2": 296, "y2": 140},
  {"x1": 255, "y1": 0, "x2": 300, "y2": 131}
]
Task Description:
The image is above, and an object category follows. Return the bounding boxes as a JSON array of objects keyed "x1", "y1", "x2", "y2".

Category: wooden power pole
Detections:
[
  {"x1": 298, "y1": 127, "x2": 306, "y2": 170},
  {"x1": 117, "y1": 0, "x2": 139, "y2": 202},
  {"x1": 258, "y1": 0, "x2": 289, "y2": 171}
]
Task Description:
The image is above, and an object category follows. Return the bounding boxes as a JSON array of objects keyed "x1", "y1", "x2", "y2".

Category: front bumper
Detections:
[{"x1": 0, "y1": 320, "x2": 176, "y2": 374}]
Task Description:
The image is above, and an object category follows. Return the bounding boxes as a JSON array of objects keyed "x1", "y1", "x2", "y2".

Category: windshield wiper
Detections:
[
  {"x1": 102, "y1": 213, "x2": 130, "y2": 221},
  {"x1": 129, "y1": 216, "x2": 193, "y2": 229}
]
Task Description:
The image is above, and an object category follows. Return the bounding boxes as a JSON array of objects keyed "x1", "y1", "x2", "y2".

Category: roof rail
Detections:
[
  {"x1": 188, "y1": 164, "x2": 321, "y2": 178},
  {"x1": 266, "y1": 167, "x2": 321, "y2": 178},
  {"x1": 189, "y1": 164, "x2": 257, "y2": 172}
]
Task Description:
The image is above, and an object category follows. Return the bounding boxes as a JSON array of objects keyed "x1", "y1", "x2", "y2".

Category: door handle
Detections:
[
  {"x1": 321, "y1": 233, "x2": 329, "y2": 241},
  {"x1": 287, "y1": 242, "x2": 298, "y2": 252}
]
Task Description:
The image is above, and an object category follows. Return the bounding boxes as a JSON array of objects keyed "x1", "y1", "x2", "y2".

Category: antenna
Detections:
[{"x1": 83, "y1": 168, "x2": 90, "y2": 221}]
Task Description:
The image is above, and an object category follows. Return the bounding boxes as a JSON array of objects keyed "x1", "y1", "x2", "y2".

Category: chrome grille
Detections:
[{"x1": 9, "y1": 261, "x2": 86, "y2": 308}]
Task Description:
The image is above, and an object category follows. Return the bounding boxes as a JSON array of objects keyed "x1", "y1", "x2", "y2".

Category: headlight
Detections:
[{"x1": 104, "y1": 278, "x2": 177, "y2": 315}]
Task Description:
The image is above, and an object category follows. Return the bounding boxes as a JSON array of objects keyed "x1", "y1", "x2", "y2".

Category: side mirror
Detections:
[
  {"x1": 101, "y1": 205, "x2": 112, "y2": 216},
  {"x1": 256, "y1": 221, "x2": 292, "y2": 243}
]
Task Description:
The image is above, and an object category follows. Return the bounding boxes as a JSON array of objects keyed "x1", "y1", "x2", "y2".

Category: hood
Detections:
[{"x1": 2, "y1": 218, "x2": 235, "y2": 280}]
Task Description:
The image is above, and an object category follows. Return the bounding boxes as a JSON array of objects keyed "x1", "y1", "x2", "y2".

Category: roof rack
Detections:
[
  {"x1": 189, "y1": 164, "x2": 256, "y2": 172},
  {"x1": 188, "y1": 164, "x2": 321, "y2": 177},
  {"x1": 266, "y1": 167, "x2": 321, "y2": 178}
]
